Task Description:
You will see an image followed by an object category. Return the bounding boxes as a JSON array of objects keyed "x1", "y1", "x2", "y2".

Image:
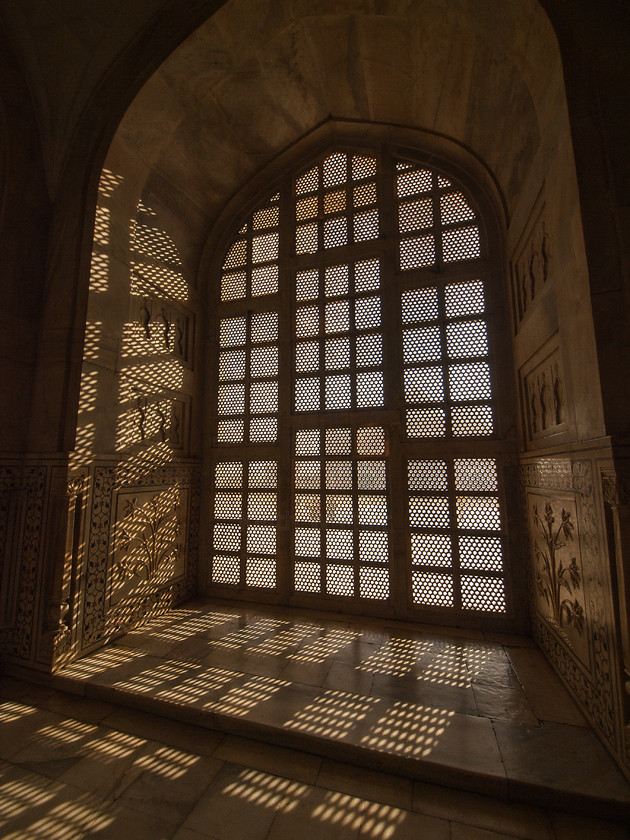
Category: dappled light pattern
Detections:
[
  {"x1": 285, "y1": 690, "x2": 380, "y2": 739},
  {"x1": 357, "y1": 636, "x2": 480, "y2": 689},
  {"x1": 71, "y1": 168, "x2": 198, "y2": 661},
  {"x1": 57, "y1": 601, "x2": 546, "y2": 764},
  {"x1": 360, "y1": 700, "x2": 455, "y2": 755},
  {"x1": 4, "y1": 675, "x2": 625, "y2": 840}
]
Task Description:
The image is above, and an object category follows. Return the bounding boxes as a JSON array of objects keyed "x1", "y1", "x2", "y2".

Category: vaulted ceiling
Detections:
[{"x1": 110, "y1": 0, "x2": 562, "y2": 263}]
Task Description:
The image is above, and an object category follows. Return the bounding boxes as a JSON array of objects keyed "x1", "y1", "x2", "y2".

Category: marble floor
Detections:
[
  {"x1": 1, "y1": 676, "x2": 629, "y2": 840},
  {"x1": 3, "y1": 599, "x2": 629, "y2": 838}
]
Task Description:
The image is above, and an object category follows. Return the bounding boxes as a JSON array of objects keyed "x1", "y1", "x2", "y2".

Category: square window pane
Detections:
[
  {"x1": 325, "y1": 428, "x2": 352, "y2": 455},
  {"x1": 325, "y1": 337, "x2": 351, "y2": 369},
  {"x1": 325, "y1": 264, "x2": 349, "y2": 297},
  {"x1": 406, "y1": 408, "x2": 446, "y2": 438},
  {"x1": 295, "y1": 562, "x2": 321, "y2": 593},
  {"x1": 357, "y1": 460, "x2": 386, "y2": 490},
  {"x1": 326, "y1": 494, "x2": 353, "y2": 523},
  {"x1": 324, "y1": 217, "x2": 348, "y2": 249},
  {"x1": 326, "y1": 460, "x2": 353, "y2": 489},
  {"x1": 356, "y1": 333, "x2": 382, "y2": 367},
  {"x1": 403, "y1": 328, "x2": 442, "y2": 364},
  {"x1": 357, "y1": 371, "x2": 384, "y2": 407},
  {"x1": 295, "y1": 494, "x2": 321, "y2": 522},
  {"x1": 326, "y1": 563, "x2": 354, "y2": 596},
  {"x1": 296, "y1": 341, "x2": 320, "y2": 372},
  {"x1": 325, "y1": 374, "x2": 352, "y2": 410},
  {"x1": 404, "y1": 367, "x2": 444, "y2": 403},
  {"x1": 359, "y1": 567, "x2": 389, "y2": 599},
  {"x1": 325, "y1": 300, "x2": 350, "y2": 333},
  {"x1": 295, "y1": 377, "x2": 320, "y2": 411}
]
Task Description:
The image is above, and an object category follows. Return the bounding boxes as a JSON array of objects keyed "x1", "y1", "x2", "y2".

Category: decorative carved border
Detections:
[
  {"x1": 520, "y1": 458, "x2": 616, "y2": 748},
  {"x1": 0, "y1": 465, "x2": 48, "y2": 661},
  {"x1": 81, "y1": 462, "x2": 199, "y2": 649}
]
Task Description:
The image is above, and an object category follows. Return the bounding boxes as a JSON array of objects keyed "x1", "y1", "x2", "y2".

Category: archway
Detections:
[{"x1": 57, "y1": 0, "x2": 628, "y2": 780}]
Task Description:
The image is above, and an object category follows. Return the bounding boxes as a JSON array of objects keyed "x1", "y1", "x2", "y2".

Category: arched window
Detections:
[{"x1": 207, "y1": 146, "x2": 516, "y2": 628}]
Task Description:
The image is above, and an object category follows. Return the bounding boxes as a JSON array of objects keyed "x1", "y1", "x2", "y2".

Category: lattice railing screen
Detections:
[{"x1": 209, "y1": 147, "x2": 511, "y2": 624}]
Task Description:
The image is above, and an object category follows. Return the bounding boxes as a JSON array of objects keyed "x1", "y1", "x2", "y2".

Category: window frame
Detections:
[{"x1": 202, "y1": 135, "x2": 523, "y2": 633}]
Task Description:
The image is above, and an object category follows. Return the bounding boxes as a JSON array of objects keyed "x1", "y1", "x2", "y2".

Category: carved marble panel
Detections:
[
  {"x1": 520, "y1": 341, "x2": 567, "y2": 444},
  {"x1": 521, "y1": 458, "x2": 617, "y2": 752},
  {"x1": 170, "y1": 398, "x2": 189, "y2": 452},
  {"x1": 527, "y1": 491, "x2": 589, "y2": 666},
  {"x1": 0, "y1": 465, "x2": 48, "y2": 661},
  {"x1": 109, "y1": 484, "x2": 188, "y2": 606},
  {"x1": 81, "y1": 463, "x2": 199, "y2": 649},
  {"x1": 511, "y1": 192, "x2": 550, "y2": 325}
]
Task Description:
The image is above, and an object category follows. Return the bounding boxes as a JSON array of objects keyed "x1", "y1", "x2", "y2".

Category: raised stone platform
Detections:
[{"x1": 52, "y1": 599, "x2": 630, "y2": 821}]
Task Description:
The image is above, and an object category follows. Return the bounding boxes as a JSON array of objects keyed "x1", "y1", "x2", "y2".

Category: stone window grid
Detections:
[{"x1": 210, "y1": 147, "x2": 510, "y2": 622}]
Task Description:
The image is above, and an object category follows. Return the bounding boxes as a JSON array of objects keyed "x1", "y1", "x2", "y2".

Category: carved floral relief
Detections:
[
  {"x1": 111, "y1": 484, "x2": 187, "y2": 606},
  {"x1": 528, "y1": 491, "x2": 589, "y2": 665}
]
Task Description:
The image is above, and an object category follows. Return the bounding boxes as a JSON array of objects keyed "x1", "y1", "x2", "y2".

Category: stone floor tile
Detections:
[
  {"x1": 548, "y1": 809, "x2": 630, "y2": 839},
  {"x1": 323, "y1": 659, "x2": 374, "y2": 695},
  {"x1": 0, "y1": 776, "x2": 109, "y2": 840},
  {"x1": 165, "y1": 636, "x2": 218, "y2": 664},
  {"x1": 404, "y1": 708, "x2": 506, "y2": 786},
  {"x1": 279, "y1": 658, "x2": 334, "y2": 688},
  {"x1": 283, "y1": 688, "x2": 383, "y2": 744},
  {"x1": 0, "y1": 678, "x2": 56, "y2": 706},
  {"x1": 0, "y1": 760, "x2": 56, "y2": 822},
  {"x1": 506, "y1": 648, "x2": 587, "y2": 726},
  {"x1": 9, "y1": 714, "x2": 99, "y2": 780},
  {"x1": 183, "y1": 762, "x2": 306, "y2": 840},
  {"x1": 464, "y1": 646, "x2": 517, "y2": 687},
  {"x1": 172, "y1": 829, "x2": 211, "y2": 840},
  {"x1": 332, "y1": 640, "x2": 384, "y2": 665},
  {"x1": 471, "y1": 680, "x2": 539, "y2": 725},
  {"x1": 450, "y1": 824, "x2": 523, "y2": 840},
  {"x1": 40, "y1": 691, "x2": 116, "y2": 725},
  {"x1": 316, "y1": 759, "x2": 413, "y2": 810},
  {"x1": 201, "y1": 672, "x2": 294, "y2": 719},
  {"x1": 493, "y1": 720, "x2": 630, "y2": 805},
  {"x1": 359, "y1": 801, "x2": 450, "y2": 840},
  {"x1": 412, "y1": 780, "x2": 554, "y2": 839},
  {"x1": 56, "y1": 727, "x2": 151, "y2": 798},
  {"x1": 213, "y1": 734, "x2": 321, "y2": 783},
  {"x1": 101, "y1": 707, "x2": 223, "y2": 756},
  {"x1": 83, "y1": 801, "x2": 179, "y2": 839},
  {"x1": 118, "y1": 750, "x2": 223, "y2": 825},
  {"x1": 0, "y1": 701, "x2": 66, "y2": 760},
  {"x1": 266, "y1": 783, "x2": 366, "y2": 840},
  {"x1": 112, "y1": 632, "x2": 179, "y2": 658}
]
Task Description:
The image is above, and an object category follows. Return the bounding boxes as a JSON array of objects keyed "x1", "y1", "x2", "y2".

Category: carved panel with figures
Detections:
[
  {"x1": 520, "y1": 341, "x2": 567, "y2": 444},
  {"x1": 511, "y1": 191, "x2": 550, "y2": 326}
]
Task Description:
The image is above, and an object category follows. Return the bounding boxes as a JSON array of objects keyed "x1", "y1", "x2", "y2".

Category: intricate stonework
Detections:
[
  {"x1": 511, "y1": 194, "x2": 550, "y2": 324},
  {"x1": 520, "y1": 344, "x2": 567, "y2": 443},
  {"x1": 521, "y1": 458, "x2": 617, "y2": 749},
  {"x1": 81, "y1": 462, "x2": 199, "y2": 649},
  {"x1": 1, "y1": 466, "x2": 48, "y2": 661}
]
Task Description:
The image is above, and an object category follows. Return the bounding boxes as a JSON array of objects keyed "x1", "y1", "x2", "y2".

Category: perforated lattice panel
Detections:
[
  {"x1": 217, "y1": 310, "x2": 279, "y2": 443},
  {"x1": 407, "y1": 458, "x2": 506, "y2": 614},
  {"x1": 294, "y1": 260, "x2": 384, "y2": 412},
  {"x1": 293, "y1": 427, "x2": 390, "y2": 602},
  {"x1": 401, "y1": 275, "x2": 494, "y2": 440},
  {"x1": 211, "y1": 148, "x2": 512, "y2": 626},
  {"x1": 293, "y1": 152, "x2": 379, "y2": 255},
  {"x1": 210, "y1": 460, "x2": 278, "y2": 590},
  {"x1": 221, "y1": 195, "x2": 280, "y2": 300}
]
